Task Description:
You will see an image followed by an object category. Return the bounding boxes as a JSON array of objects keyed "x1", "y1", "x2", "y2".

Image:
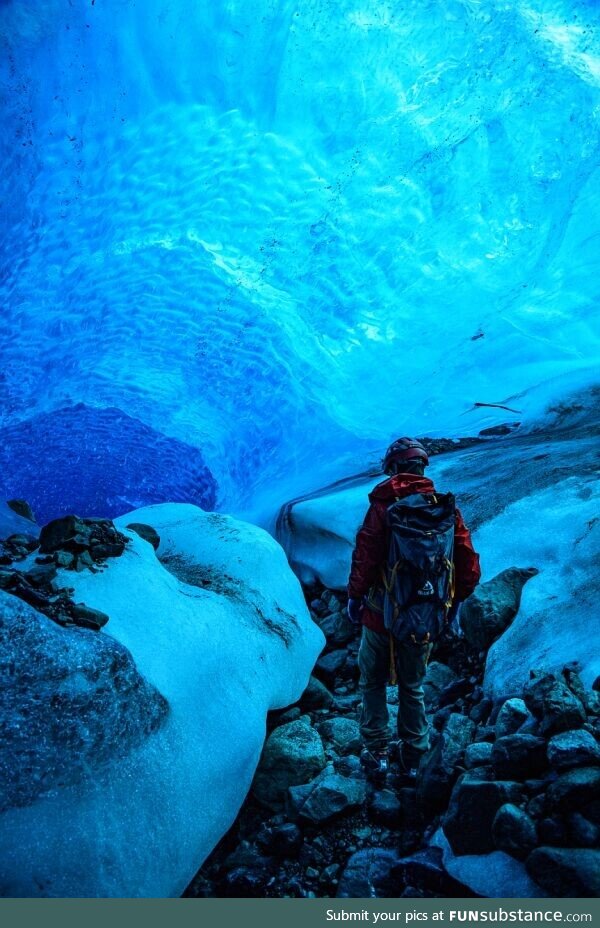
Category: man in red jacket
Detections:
[{"x1": 347, "y1": 437, "x2": 481, "y2": 781}]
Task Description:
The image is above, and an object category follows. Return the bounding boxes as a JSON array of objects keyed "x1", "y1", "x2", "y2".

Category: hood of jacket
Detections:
[{"x1": 368, "y1": 473, "x2": 435, "y2": 504}]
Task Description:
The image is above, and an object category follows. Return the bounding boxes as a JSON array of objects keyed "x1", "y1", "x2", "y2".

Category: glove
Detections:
[{"x1": 347, "y1": 597, "x2": 364, "y2": 626}]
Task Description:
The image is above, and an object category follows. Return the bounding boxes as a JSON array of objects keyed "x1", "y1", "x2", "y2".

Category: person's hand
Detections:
[{"x1": 347, "y1": 597, "x2": 364, "y2": 626}]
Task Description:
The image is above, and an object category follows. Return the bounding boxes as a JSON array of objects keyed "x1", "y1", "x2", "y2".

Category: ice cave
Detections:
[{"x1": 1, "y1": 0, "x2": 599, "y2": 901}]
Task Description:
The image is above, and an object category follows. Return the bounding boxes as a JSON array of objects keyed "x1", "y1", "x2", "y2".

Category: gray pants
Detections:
[{"x1": 358, "y1": 626, "x2": 432, "y2": 759}]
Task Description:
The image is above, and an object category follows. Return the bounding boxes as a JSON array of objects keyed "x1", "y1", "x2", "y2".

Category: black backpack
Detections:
[{"x1": 382, "y1": 492, "x2": 456, "y2": 644}]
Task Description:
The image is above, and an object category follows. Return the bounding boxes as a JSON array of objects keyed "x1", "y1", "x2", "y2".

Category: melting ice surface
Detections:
[{"x1": 1, "y1": 0, "x2": 600, "y2": 518}]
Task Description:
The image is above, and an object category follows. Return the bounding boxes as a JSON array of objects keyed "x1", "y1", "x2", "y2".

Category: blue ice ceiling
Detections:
[{"x1": 1, "y1": 0, "x2": 599, "y2": 521}]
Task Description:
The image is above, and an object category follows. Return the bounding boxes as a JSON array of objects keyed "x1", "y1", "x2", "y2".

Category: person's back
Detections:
[{"x1": 347, "y1": 437, "x2": 481, "y2": 782}]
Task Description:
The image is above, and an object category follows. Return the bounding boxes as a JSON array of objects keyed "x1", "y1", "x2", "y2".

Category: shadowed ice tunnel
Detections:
[{"x1": 1, "y1": 0, "x2": 599, "y2": 520}]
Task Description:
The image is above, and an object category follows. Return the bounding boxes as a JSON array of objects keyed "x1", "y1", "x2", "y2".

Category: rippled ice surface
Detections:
[{"x1": 1, "y1": 0, "x2": 599, "y2": 518}]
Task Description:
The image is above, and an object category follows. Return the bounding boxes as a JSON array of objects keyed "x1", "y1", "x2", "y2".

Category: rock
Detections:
[
  {"x1": 443, "y1": 777, "x2": 525, "y2": 855},
  {"x1": 256, "y1": 822, "x2": 303, "y2": 858},
  {"x1": 538, "y1": 816, "x2": 568, "y2": 845},
  {"x1": 6, "y1": 534, "x2": 38, "y2": 551},
  {"x1": 547, "y1": 729, "x2": 600, "y2": 769},
  {"x1": 368, "y1": 789, "x2": 403, "y2": 829},
  {"x1": 299, "y1": 675, "x2": 334, "y2": 710},
  {"x1": 337, "y1": 848, "x2": 403, "y2": 898},
  {"x1": 252, "y1": 718, "x2": 326, "y2": 811},
  {"x1": 7, "y1": 500, "x2": 36, "y2": 522},
  {"x1": 39, "y1": 516, "x2": 91, "y2": 553},
  {"x1": 296, "y1": 772, "x2": 367, "y2": 824},
  {"x1": 25, "y1": 563, "x2": 58, "y2": 588},
  {"x1": 314, "y1": 649, "x2": 347, "y2": 687},
  {"x1": 316, "y1": 717, "x2": 361, "y2": 755},
  {"x1": 491, "y1": 734, "x2": 548, "y2": 780},
  {"x1": 423, "y1": 662, "x2": 458, "y2": 710},
  {"x1": 395, "y1": 847, "x2": 476, "y2": 897},
  {"x1": 0, "y1": 590, "x2": 168, "y2": 813},
  {"x1": 545, "y1": 767, "x2": 600, "y2": 812},
  {"x1": 464, "y1": 742, "x2": 493, "y2": 769},
  {"x1": 70, "y1": 603, "x2": 110, "y2": 631},
  {"x1": 526, "y1": 847, "x2": 600, "y2": 897},
  {"x1": 126, "y1": 523, "x2": 160, "y2": 550},
  {"x1": 495, "y1": 698, "x2": 532, "y2": 738},
  {"x1": 568, "y1": 812, "x2": 599, "y2": 848},
  {"x1": 492, "y1": 803, "x2": 538, "y2": 860},
  {"x1": 321, "y1": 590, "x2": 341, "y2": 611},
  {"x1": 334, "y1": 754, "x2": 362, "y2": 778},
  {"x1": 417, "y1": 714, "x2": 476, "y2": 814},
  {"x1": 524, "y1": 669, "x2": 586, "y2": 736},
  {"x1": 460, "y1": 567, "x2": 538, "y2": 650},
  {"x1": 470, "y1": 696, "x2": 493, "y2": 725},
  {"x1": 54, "y1": 550, "x2": 75, "y2": 568},
  {"x1": 223, "y1": 865, "x2": 271, "y2": 897}
]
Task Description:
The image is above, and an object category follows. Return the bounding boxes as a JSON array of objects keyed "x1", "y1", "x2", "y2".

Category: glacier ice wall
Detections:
[{"x1": 1, "y1": 0, "x2": 599, "y2": 516}]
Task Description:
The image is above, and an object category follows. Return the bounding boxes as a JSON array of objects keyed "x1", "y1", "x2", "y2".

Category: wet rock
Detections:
[
  {"x1": 469, "y1": 696, "x2": 493, "y2": 725},
  {"x1": 538, "y1": 816, "x2": 568, "y2": 845},
  {"x1": 296, "y1": 772, "x2": 367, "y2": 824},
  {"x1": 443, "y1": 777, "x2": 525, "y2": 855},
  {"x1": 334, "y1": 754, "x2": 362, "y2": 778},
  {"x1": 337, "y1": 848, "x2": 403, "y2": 898},
  {"x1": 495, "y1": 698, "x2": 532, "y2": 738},
  {"x1": 316, "y1": 717, "x2": 361, "y2": 755},
  {"x1": 547, "y1": 729, "x2": 600, "y2": 770},
  {"x1": 545, "y1": 766, "x2": 600, "y2": 813},
  {"x1": 54, "y1": 550, "x2": 75, "y2": 569},
  {"x1": 460, "y1": 567, "x2": 538, "y2": 650},
  {"x1": 526, "y1": 847, "x2": 600, "y2": 897},
  {"x1": 223, "y1": 865, "x2": 271, "y2": 897},
  {"x1": 417, "y1": 714, "x2": 476, "y2": 814},
  {"x1": 423, "y1": 662, "x2": 458, "y2": 710},
  {"x1": 524, "y1": 669, "x2": 586, "y2": 736},
  {"x1": 314, "y1": 649, "x2": 348, "y2": 688},
  {"x1": 368, "y1": 789, "x2": 403, "y2": 828},
  {"x1": 126, "y1": 523, "x2": 160, "y2": 550},
  {"x1": 24, "y1": 563, "x2": 58, "y2": 588},
  {"x1": 318, "y1": 611, "x2": 355, "y2": 647},
  {"x1": 491, "y1": 734, "x2": 548, "y2": 780},
  {"x1": 464, "y1": 742, "x2": 493, "y2": 769},
  {"x1": 299, "y1": 675, "x2": 334, "y2": 710},
  {"x1": 396, "y1": 847, "x2": 476, "y2": 897},
  {"x1": 252, "y1": 718, "x2": 326, "y2": 811},
  {"x1": 492, "y1": 803, "x2": 538, "y2": 860},
  {"x1": 0, "y1": 589, "x2": 168, "y2": 812}
]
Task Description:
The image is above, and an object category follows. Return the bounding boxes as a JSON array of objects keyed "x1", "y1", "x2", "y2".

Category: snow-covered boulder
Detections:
[{"x1": 0, "y1": 503, "x2": 324, "y2": 897}]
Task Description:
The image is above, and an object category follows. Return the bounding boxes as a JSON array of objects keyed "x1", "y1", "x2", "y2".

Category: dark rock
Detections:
[
  {"x1": 296, "y1": 772, "x2": 367, "y2": 824},
  {"x1": 39, "y1": 516, "x2": 90, "y2": 553},
  {"x1": 0, "y1": 589, "x2": 168, "y2": 812},
  {"x1": 223, "y1": 865, "x2": 271, "y2": 897},
  {"x1": 252, "y1": 718, "x2": 326, "y2": 811},
  {"x1": 526, "y1": 847, "x2": 600, "y2": 897},
  {"x1": 417, "y1": 714, "x2": 476, "y2": 814},
  {"x1": 334, "y1": 754, "x2": 362, "y2": 778},
  {"x1": 538, "y1": 816, "x2": 568, "y2": 845},
  {"x1": 470, "y1": 697, "x2": 493, "y2": 725},
  {"x1": 460, "y1": 567, "x2": 538, "y2": 650},
  {"x1": 0, "y1": 570, "x2": 17, "y2": 590},
  {"x1": 396, "y1": 847, "x2": 477, "y2": 897},
  {"x1": 524, "y1": 669, "x2": 586, "y2": 736},
  {"x1": 314, "y1": 649, "x2": 348, "y2": 688},
  {"x1": 547, "y1": 729, "x2": 600, "y2": 769},
  {"x1": 568, "y1": 812, "x2": 600, "y2": 848},
  {"x1": 299, "y1": 675, "x2": 334, "y2": 710},
  {"x1": 25, "y1": 563, "x2": 58, "y2": 588},
  {"x1": 527, "y1": 794, "x2": 547, "y2": 821},
  {"x1": 70, "y1": 603, "x2": 110, "y2": 631},
  {"x1": 492, "y1": 803, "x2": 538, "y2": 860},
  {"x1": 317, "y1": 717, "x2": 361, "y2": 755},
  {"x1": 256, "y1": 822, "x2": 303, "y2": 858},
  {"x1": 443, "y1": 777, "x2": 525, "y2": 855},
  {"x1": 337, "y1": 848, "x2": 403, "y2": 898},
  {"x1": 474, "y1": 725, "x2": 496, "y2": 743},
  {"x1": 369, "y1": 789, "x2": 403, "y2": 828},
  {"x1": 438, "y1": 677, "x2": 473, "y2": 708},
  {"x1": 423, "y1": 662, "x2": 458, "y2": 710},
  {"x1": 491, "y1": 734, "x2": 548, "y2": 780},
  {"x1": 54, "y1": 550, "x2": 75, "y2": 569},
  {"x1": 7, "y1": 500, "x2": 36, "y2": 522},
  {"x1": 545, "y1": 766, "x2": 600, "y2": 812},
  {"x1": 75, "y1": 551, "x2": 95, "y2": 572},
  {"x1": 126, "y1": 523, "x2": 160, "y2": 550},
  {"x1": 464, "y1": 742, "x2": 493, "y2": 769},
  {"x1": 6, "y1": 534, "x2": 38, "y2": 551},
  {"x1": 495, "y1": 698, "x2": 531, "y2": 738},
  {"x1": 432, "y1": 706, "x2": 453, "y2": 732}
]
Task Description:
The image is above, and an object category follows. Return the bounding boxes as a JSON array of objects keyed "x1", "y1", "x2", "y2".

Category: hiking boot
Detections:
[
  {"x1": 389, "y1": 740, "x2": 421, "y2": 781},
  {"x1": 360, "y1": 748, "x2": 390, "y2": 786}
]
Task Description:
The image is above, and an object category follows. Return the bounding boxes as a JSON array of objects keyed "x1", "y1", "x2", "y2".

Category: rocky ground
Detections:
[{"x1": 185, "y1": 580, "x2": 600, "y2": 899}]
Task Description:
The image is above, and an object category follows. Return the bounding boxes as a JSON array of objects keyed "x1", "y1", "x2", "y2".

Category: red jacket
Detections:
[{"x1": 348, "y1": 473, "x2": 481, "y2": 632}]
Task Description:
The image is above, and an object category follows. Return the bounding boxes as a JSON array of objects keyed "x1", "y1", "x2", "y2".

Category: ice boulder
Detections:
[{"x1": 0, "y1": 503, "x2": 324, "y2": 897}]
